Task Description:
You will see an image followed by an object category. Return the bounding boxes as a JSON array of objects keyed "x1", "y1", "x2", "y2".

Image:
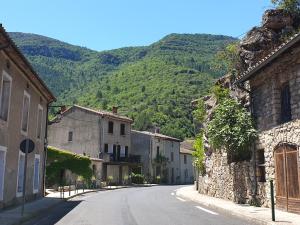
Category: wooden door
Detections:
[{"x1": 275, "y1": 144, "x2": 300, "y2": 214}]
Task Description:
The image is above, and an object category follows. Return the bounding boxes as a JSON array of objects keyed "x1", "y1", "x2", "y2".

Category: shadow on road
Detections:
[{"x1": 22, "y1": 200, "x2": 82, "y2": 225}]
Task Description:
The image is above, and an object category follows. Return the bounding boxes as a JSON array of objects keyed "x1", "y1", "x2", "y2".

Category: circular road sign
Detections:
[{"x1": 20, "y1": 139, "x2": 35, "y2": 154}]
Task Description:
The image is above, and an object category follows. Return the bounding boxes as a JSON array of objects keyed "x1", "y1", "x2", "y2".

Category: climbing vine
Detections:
[{"x1": 46, "y1": 146, "x2": 93, "y2": 185}]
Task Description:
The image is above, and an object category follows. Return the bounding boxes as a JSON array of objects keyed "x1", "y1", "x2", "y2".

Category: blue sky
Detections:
[{"x1": 1, "y1": 0, "x2": 272, "y2": 51}]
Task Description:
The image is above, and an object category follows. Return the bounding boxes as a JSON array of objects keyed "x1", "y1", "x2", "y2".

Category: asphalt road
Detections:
[{"x1": 23, "y1": 185, "x2": 254, "y2": 225}]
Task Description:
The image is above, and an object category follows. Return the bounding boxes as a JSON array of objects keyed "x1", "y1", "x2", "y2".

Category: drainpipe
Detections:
[{"x1": 43, "y1": 103, "x2": 49, "y2": 197}]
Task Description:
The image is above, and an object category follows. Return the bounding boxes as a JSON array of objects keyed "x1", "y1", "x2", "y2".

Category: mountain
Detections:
[{"x1": 10, "y1": 32, "x2": 237, "y2": 139}]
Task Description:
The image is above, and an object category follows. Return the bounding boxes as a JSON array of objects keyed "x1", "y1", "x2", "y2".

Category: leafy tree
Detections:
[
  {"x1": 207, "y1": 96, "x2": 257, "y2": 163},
  {"x1": 96, "y1": 90, "x2": 103, "y2": 99},
  {"x1": 192, "y1": 99, "x2": 206, "y2": 123},
  {"x1": 271, "y1": 0, "x2": 300, "y2": 14},
  {"x1": 211, "y1": 85, "x2": 230, "y2": 103},
  {"x1": 212, "y1": 42, "x2": 239, "y2": 73},
  {"x1": 192, "y1": 132, "x2": 206, "y2": 176}
]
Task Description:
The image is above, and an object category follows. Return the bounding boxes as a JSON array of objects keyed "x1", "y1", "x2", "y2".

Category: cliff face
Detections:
[{"x1": 237, "y1": 9, "x2": 300, "y2": 72}]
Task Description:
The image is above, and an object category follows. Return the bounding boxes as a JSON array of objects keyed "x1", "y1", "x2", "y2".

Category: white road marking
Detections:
[
  {"x1": 171, "y1": 192, "x2": 175, "y2": 196},
  {"x1": 176, "y1": 197, "x2": 186, "y2": 202},
  {"x1": 195, "y1": 206, "x2": 219, "y2": 215}
]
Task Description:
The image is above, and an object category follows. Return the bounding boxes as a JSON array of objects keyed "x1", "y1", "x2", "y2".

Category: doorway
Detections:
[{"x1": 274, "y1": 144, "x2": 300, "y2": 214}]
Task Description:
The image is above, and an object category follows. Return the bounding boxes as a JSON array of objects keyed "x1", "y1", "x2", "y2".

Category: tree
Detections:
[
  {"x1": 192, "y1": 132, "x2": 205, "y2": 175},
  {"x1": 192, "y1": 99, "x2": 206, "y2": 123},
  {"x1": 207, "y1": 97, "x2": 257, "y2": 163},
  {"x1": 96, "y1": 90, "x2": 103, "y2": 99},
  {"x1": 212, "y1": 42, "x2": 239, "y2": 73},
  {"x1": 271, "y1": 0, "x2": 300, "y2": 14}
]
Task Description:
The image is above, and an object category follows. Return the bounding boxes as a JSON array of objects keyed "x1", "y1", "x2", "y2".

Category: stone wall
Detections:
[
  {"x1": 255, "y1": 119, "x2": 300, "y2": 207},
  {"x1": 198, "y1": 151, "x2": 255, "y2": 204}
]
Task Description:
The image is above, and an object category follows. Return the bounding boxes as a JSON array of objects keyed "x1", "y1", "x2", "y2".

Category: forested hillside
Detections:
[{"x1": 11, "y1": 32, "x2": 236, "y2": 139}]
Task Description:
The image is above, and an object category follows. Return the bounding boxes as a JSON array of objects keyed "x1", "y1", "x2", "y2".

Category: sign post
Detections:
[
  {"x1": 270, "y1": 180, "x2": 275, "y2": 222},
  {"x1": 20, "y1": 139, "x2": 35, "y2": 216}
]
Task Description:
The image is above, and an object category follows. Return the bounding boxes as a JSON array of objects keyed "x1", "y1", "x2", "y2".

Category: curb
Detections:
[{"x1": 176, "y1": 190, "x2": 270, "y2": 225}]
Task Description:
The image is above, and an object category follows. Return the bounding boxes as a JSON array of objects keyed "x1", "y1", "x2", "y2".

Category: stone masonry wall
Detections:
[
  {"x1": 198, "y1": 151, "x2": 255, "y2": 204},
  {"x1": 255, "y1": 119, "x2": 300, "y2": 207}
]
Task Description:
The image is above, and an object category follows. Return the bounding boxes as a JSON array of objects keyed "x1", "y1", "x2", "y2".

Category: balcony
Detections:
[{"x1": 100, "y1": 152, "x2": 141, "y2": 164}]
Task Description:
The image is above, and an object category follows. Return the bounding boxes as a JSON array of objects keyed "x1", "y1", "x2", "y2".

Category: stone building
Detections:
[
  {"x1": 0, "y1": 25, "x2": 55, "y2": 209},
  {"x1": 131, "y1": 130, "x2": 181, "y2": 184},
  {"x1": 179, "y1": 140, "x2": 195, "y2": 184},
  {"x1": 48, "y1": 105, "x2": 139, "y2": 185},
  {"x1": 235, "y1": 32, "x2": 300, "y2": 214}
]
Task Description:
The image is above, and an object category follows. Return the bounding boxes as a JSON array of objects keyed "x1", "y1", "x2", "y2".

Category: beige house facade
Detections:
[
  {"x1": 131, "y1": 130, "x2": 181, "y2": 184},
  {"x1": 48, "y1": 105, "x2": 137, "y2": 184},
  {"x1": 180, "y1": 140, "x2": 195, "y2": 184},
  {"x1": 0, "y1": 25, "x2": 55, "y2": 209}
]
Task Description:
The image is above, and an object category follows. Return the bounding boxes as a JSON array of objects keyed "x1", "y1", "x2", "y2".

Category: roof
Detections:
[
  {"x1": 180, "y1": 139, "x2": 195, "y2": 155},
  {"x1": 0, "y1": 24, "x2": 56, "y2": 103},
  {"x1": 62, "y1": 105, "x2": 133, "y2": 123},
  {"x1": 235, "y1": 32, "x2": 300, "y2": 84},
  {"x1": 132, "y1": 130, "x2": 181, "y2": 142}
]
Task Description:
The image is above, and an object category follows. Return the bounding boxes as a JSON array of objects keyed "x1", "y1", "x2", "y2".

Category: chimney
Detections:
[{"x1": 112, "y1": 106, "x2": 118, "y2": 114}]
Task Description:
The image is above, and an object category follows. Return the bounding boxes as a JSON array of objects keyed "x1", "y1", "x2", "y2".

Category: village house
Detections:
[
  {"x1": 131, "y1": 130, "x2": 181, "y2": 184},
  {"x1": 47, "y1": 105, "x2": 139, "y2": 185},
  {"x1": 0, "y1": 25, "x2": 55, "y2": 209},
  {"x1": 235, "y1": 33, "x2": 300, "y2": 214},
  {"x1": 179, "y1": 140, "x2": 195, "y2": 184}
]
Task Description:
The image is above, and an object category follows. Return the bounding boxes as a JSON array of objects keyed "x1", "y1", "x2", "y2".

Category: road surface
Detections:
[{"x1": 23, "y1": 185, "x2": 255, "y2": 225}]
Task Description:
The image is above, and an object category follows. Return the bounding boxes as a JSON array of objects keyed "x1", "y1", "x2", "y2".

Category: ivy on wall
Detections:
[{"x1": 46, "y1": 146, "x2": 93, "y2": 185}]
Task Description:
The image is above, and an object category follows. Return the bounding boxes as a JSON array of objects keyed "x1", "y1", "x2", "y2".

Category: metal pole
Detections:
[
  {"x1": 270, "y1": 180, "x2": 275, "y2": 222},
  {"x1": 21, "y1": 140, "x2": 29, "y2": 216}
]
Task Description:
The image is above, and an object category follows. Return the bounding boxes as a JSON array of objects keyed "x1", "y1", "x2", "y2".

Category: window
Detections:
[
  {"x1": 21, "y1": 91, "x2": 30, "y2": 134},
  {"x1": 68, "y1": 131, "x2": 73, "y2": 142},
  {"x1": 117, "y1": 145, "x2": 121, "y2": 160},
  {"x1": 33, "y1": 155, "x2": 40, "y2": 193},
  {"x1": 92, "y1": 164, "x2": 96, "y2": 175},
  {"x1": 108, "y1": 121, "x2": 114, "y2": 134},
  {"x1": 0, "y1": 71, "x2": 12, "y2": 122},
  {"x1": 120, "y1": 123, "x2": 125, "y2": 135},
  {"x1": 280, "y1": 83, "x2": 291, "y2": 123},
  {"x1": 17, "y1": 152, "x2": 25, "y2": 197},
  {"x1": 36, "y1": 105, "x2": 43, "y2": 139},
  {"x1": 112, "y1": 145, "x2": 117, "y2": 160},
  {"x1": 184, "y1": 169, "x2": 188, "y2": 178},
  {"x1": 256, "y1": 149, "x2": 266, "y2": 182},
  {"x1": 171, "y1": 152, "x2": 174, "y2": 162},
  {"x1": 125, "y1": 146, "x2": 128, "y2": 158},
  {"x1": 104, "y1": 144, "x2": 109, "y2": 153},
  {"x1": 0, "y1": 146, "x2": 7, "y2": 201},
  {"x1": 184, "y1": 155, "x2": 187, "y2": 164},
  {"x1": 156, "y1": 146, "x2": 160, "y2": 159}
]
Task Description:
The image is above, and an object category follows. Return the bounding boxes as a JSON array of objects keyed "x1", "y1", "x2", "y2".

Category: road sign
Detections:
[
  {"x1": 19, "y1": 139, "x2": 35, "y2": 216},
  {"x1": 20, "y1": 139, "x2": 35, "y2": 154}
]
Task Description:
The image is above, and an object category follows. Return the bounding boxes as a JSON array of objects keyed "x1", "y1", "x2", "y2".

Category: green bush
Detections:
[{"x1": 131, "y1": 173, "x2": 145, "y2": 184}]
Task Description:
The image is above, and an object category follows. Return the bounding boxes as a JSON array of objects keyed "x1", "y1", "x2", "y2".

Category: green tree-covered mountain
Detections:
[{"x1": 10, "y1": 32, "x2": 236, "y2": 139}]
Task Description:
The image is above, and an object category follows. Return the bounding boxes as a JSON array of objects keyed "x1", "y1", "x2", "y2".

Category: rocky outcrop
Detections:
[{"x1": 238, "y1": 9, "x2": 300, "y2": 72}]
